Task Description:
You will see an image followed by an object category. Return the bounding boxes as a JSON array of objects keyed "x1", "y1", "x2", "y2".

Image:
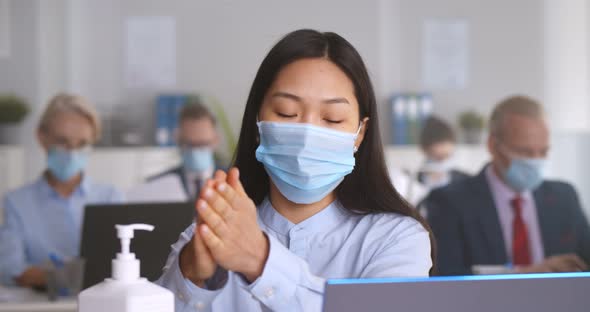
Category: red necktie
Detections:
[{"x1": 511, "y1": 196, "x2": 532, "y2": 265}]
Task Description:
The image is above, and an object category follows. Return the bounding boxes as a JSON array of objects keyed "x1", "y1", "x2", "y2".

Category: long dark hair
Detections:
[{"x1": 233, "y1": 29, "x2": 435, "y2": 273}]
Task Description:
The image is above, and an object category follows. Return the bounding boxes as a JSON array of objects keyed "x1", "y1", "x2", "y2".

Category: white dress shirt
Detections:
[
  {"x1": 485, "y1": 166, "x2": 545, "y2": 264},
  {"x1": 0, "y1": 175, "x2": 123, "y2": 284},
  {"x1": 185, "y1": 169, "x2": 213, "y2": 199}
]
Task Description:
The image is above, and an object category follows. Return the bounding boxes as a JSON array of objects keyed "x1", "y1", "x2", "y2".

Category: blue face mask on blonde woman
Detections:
[
  {"x1": 156, "y1": 29, "x2": 433, "y2": 312},
  {"x1": 0, "y1": 94, "x2": 123, "y2": 288}
]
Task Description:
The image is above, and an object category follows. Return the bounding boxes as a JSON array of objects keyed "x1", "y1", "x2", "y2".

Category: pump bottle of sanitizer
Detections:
[{"x1": 78, "y1": 224, "x2": 174, "y2": 312}]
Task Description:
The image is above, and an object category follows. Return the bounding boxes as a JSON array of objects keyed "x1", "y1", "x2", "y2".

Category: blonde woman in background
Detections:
[{"x1": 0, "y1": 93, "x2": 123, "y2": 287}]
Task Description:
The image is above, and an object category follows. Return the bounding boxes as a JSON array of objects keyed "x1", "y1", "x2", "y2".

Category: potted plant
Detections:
[
  {"x1": 0, "y1": 94, "x2": 30, "y2": 144},
  {"x1": 458, "y1": 110, "x2": 485, "y2": 144}
]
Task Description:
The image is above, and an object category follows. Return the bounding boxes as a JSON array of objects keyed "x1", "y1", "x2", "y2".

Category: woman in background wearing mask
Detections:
[
  {"x1": 158, "y1": 29, "x2": 433, "y2": 311},
  {"x1": 0, "y1": 93, "x2": 123, "y2": 287},
  {"x1": 418, "y1": 116, "x2": 469, "y2": 191}
]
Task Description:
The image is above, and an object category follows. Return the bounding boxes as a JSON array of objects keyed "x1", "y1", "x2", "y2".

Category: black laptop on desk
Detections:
[{"x1": 80, "y1": 202, "x2": 194, "y2": 289}]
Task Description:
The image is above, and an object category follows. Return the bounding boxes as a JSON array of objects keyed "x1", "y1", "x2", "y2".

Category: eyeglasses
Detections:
[
  {"x1": 49, "y1": 143, "x2": 93, "y2": 154},
  {"x1": 45, "y1": 133, "x2": 93, "y2": 151},
  {"x1": 178, "y1": 142, "x2": 213, "y2": 150},
  {"x1": 497, "y1": 141, "x2": 547, "y2": 159}
]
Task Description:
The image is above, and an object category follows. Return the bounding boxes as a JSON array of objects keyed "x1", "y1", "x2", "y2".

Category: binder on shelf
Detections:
[
  {"x1": 155, "y1": 95, "x2": 172, "y2": 146},
  {"x1": 391, "y1": 94, "x2": 408, "y2": 145},
  {"x1": 390, "y1": 92, "x2": 434, "y2": 146},
  {"x1": 155, "y1": 94, "x2": 187, "y2": 146},
  {"x1": 171, "y1": 94, "x2": 187, "y2": 146},
  {"x1": 407, "y1": 95, "x2": 419, "y2": 145},
  {"x1": 418, "y1": 93, "x2": 433, "y2": 125}
]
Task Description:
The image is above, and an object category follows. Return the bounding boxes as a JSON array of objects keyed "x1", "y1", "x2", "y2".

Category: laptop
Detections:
[
  {"x1": 80, "y1": 202, "x2": 194, "y2": 289},
  {"x1": 323, "y1": 272, "x2": 590, "y2": 312}
]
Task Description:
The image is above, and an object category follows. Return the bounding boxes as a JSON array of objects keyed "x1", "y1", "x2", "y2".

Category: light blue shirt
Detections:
[
  {"x1": 0, "y1": 175, "x2": 123, "y2": 284},
  {"x1": 157, "y1": 198, "x2": 432, "y2": 311}
]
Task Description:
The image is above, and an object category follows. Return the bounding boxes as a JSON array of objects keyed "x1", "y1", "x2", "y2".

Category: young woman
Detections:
[{"x1": 158, "y1": 29, "x2": 433, "y2": 311}]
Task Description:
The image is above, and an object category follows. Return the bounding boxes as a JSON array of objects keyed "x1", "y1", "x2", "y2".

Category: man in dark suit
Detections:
[
  {"x1": 426, "y1": 95, "x2": 590, "y2": 276},
  {"x1": 150, "y1": 100, "x2": 226, "y2": 199}
]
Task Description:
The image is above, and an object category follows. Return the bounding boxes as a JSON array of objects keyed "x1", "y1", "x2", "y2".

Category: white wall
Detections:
[
  {"x1": 0, "y1": 0, "x2": 41, "y2": 182},
  {"x1": 66, "y1": 0, "x2": 548, "y2": 145},
  {"x1": 398, "y1": 0, "x2": 544, "y2": 125},
  {"x1": 544, "y1": 0, "x2": 589, "y2": 131},
  {"x1": 3, "y1": 0, "x2": 549, "y2": 180},
  {"x1": 0, "y1": 1, "x2": 39, "y2": 118},
  {"x1": 0, "y1": 0, "x2": 70, "y2": 182},
  {"x1": 67, "y1": 0, "x2": 389, "y2": 150}
]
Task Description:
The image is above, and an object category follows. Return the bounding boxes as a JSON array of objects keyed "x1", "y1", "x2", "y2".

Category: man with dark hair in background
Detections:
[
  {"x1": 418, "y1": 116, "x2": 470, "y2": 190},
  {"x1": 150, "y1": 99, "x2": 225, "y2": 199}
]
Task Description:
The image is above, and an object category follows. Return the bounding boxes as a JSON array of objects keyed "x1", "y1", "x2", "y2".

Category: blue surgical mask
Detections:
[
  {"x1": 255, "y1": 121, "x2": 360, "y2": 204},
  {"x1": 182, "y1": 147, "x2": 214, "y2": 173},
  {"x1": 421, "y1": 157, "x2": 454, "y2": 173},
  {"x1": 47, "y1": 147, "x2": 89, "y2": 182},
  {"x1": 420, "y1": 158, "x2": 454, "y2": 189},
  {"x1": 504, "y1": 158, "x2": 545, "y2": 192}
]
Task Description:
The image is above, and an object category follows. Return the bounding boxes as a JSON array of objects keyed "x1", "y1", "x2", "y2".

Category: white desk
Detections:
[
  {"x1": 0, "y1": 300, "x2": 76, "y2": 312},
  {"x1": 0, "y1": 287, "x2": 76, "y2": 312}
]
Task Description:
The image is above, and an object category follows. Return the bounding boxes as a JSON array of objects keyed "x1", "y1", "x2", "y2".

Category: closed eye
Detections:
[
  {"x1": 325, "y1": 119, "x2": 343, "y2": 124},
  {"x1": 277, "y1": 112, "x2": 297, "y2": 118}
]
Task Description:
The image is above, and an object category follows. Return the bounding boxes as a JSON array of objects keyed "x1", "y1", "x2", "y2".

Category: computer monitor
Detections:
[
  {"x1": 323, "y1": 272, "x2": 590, "y2": 312},
  {"x1": 80, "y1": 202, "x2": 194, "y2": 289}
]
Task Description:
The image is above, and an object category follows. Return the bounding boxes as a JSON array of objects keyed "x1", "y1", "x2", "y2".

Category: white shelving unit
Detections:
[
  {"x1": 86, "y1": 147, "x2": 180, "y2": 192},
  {"x1": 86, "y1": 145, "x2": 491, "y2": 202},
  {"x1": 384, "y1": 144, "x2": 490, "y2": 176}
]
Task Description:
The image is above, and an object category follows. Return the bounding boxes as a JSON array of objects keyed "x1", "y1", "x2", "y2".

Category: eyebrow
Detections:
[{"x1": 271, "y1": 92, "x2": 350, "y2": 105}]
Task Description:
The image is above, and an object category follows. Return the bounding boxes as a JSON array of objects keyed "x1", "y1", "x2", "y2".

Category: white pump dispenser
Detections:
[
  {"x1": 78, "y1": 224, "x2": 174, "y2": 312},
  {"x1": 112, "y1": 224, "x2": 153, "y2": 281}
]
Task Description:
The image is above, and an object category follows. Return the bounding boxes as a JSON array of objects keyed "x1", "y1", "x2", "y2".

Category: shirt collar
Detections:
[
  {"x1": 258, "y1": 197, "x2": 349, "y2": 237},
  {"x1": 184, "y1": 169, "x2": 213, "y2": 184},
  {"x1": 485, "y1": 164, "x2": 533, "y2": 202},
  {"x1": 37, "y1": 172, "x2": 90, "y2": 198},
  {"x1": 79, "y1": 174, "x2": 91, "y2": 195}
]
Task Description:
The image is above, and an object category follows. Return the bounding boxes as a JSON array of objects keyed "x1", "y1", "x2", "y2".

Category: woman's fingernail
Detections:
[
  {"x1": 217, "y1": 183, "x2": 226, "y2": 192},
  {"x1": 203, "y1": 188, "x2": 212, "y2": 199},
  {"x1": 198, "y1": 200, "x2": 207, "y2": 211}
]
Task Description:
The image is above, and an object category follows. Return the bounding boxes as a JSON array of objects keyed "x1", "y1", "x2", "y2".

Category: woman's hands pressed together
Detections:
[{"x1": 180, "y1": 168, "x2": 270, "y2": 286}]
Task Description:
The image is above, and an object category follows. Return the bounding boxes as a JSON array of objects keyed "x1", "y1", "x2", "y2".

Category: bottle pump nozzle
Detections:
[{"x1": 112, "y1": 224, "x2": 154, "y2": 281}]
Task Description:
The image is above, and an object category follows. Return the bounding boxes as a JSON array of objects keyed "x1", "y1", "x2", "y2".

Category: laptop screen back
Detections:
[
  {"x1": 80, "y1": 202, "x2": 194, "y2": 289},
  {"x1": 323, "y1": 273, "x2": 590, "y2": 312}
]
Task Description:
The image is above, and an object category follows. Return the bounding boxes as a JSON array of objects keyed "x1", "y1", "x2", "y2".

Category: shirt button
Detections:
[
  {"x1": 178, "y1": 292, "x2": 184, "y2": 301},
  {"x1": 195, "y1": 301, "x2": 205, "y2": 310},
  {"x1": 265, "y1": 287, "x2": 274, "y2": 298}
]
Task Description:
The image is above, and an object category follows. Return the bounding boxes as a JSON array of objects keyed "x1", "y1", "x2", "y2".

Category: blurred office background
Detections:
[{"x1": 1, "y1": 0, "x2": 590, "y2": 220}]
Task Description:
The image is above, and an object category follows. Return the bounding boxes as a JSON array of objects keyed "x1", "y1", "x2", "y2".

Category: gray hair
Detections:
[
  {"x1": 38, "y1": 93, "x2": 101, "y2": 142},
  {"x1": 489, "y1": 95, "x2": 545, "y2": 138}
]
